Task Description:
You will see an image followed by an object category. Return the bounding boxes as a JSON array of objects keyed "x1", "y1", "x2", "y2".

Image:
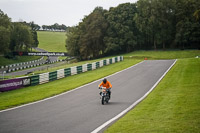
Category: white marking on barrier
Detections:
[
  {"x1": 92, "y1": 62, "x2": 96, "y2": 70},
  {"x1": 71, "y1": 66, "x2": 77, "y2": 75},
  {"x1": 112, "y1": 57, "x2": 115, "y2": 63},
  {"x1": 106, "y1": 59, "x2": 110, "y2": 65},
  {"x1": 99, "y1": 60, "x2": 103, "y2": 67},
  {"x1": 82, "y1": 64, "x2": 87, "y2": 72},
  {"x1": 39, "y1": 73, "x2": 49, "y2": 84},
  {"x1": 57, "y1": 69, "x2": 64, "y2": 79}
]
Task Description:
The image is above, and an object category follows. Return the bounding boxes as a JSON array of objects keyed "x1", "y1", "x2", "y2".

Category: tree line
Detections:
[
  {"x1": 0, "y1": 9, "x2": 39, "y2": 57},
  {"x1": 19, "y1": 22, "x2": 68, "y2": 31},
  {"x1": 0, "y1": 9, "x2": 69, "y2": 57},
  {"x1": 42, "y1": 23, "x2": 68, "y2": 31},
  {"x1": 66, "y1": 0, "x2": 200, "y2": 60}
]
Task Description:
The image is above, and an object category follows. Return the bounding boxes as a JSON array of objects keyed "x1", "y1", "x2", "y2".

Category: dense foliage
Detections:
[
  {"x1": 0, "y1": 9, "x2": 39, "y2": 56},
  {"x1": 0, "y1": 9, "x2": 11, "y2": 54},
  {"x1": 66, "y1": 0, "x2": 200, "y2": 60}
]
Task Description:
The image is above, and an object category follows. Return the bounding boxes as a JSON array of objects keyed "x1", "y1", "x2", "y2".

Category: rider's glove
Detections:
[{"x1": 99, "y1": 87, "x2": 101, "y2": 89}]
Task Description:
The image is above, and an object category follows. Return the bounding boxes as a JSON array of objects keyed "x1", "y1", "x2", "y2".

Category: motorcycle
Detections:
[{"x1": 99, "y1": 87, "x2": 110, "y2": 105}]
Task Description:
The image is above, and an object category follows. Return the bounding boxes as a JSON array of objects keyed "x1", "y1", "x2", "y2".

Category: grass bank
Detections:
[
  {"x1": 0, "y1": 56, "x2": 40, "y2": 66},
  {"x1": 37, "y1": 31, "x2": 67, "y2": 52},
  {"x1": 105, "y1": 58, "x2": 200, "y2": 132},
  {"x1": 124, "y1": 50, "x2": 200, "y2": 59}
]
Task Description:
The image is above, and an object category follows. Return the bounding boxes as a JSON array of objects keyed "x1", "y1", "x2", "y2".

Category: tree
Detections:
[
  {"x1": 78, "y1": 7, "x2": 108, "y2": 59},
  {"x1": 66, "y1": 26, "x2": 81, "y2": 59},
  {"x1": 66, "y1": 7, "x2": 108, "y2": 60},
  {"x1": 23, "y1": 21, "x2": 39, "y2": 48},
  {"x1": 175, "y1": 0, "x2": 200, "y2": 49},
  {"x1": 65, "y1": 0, "x2": 200, "y2": 59},
  {"x1": 10, "y1": 22, "x2": 34, "y2": 52},
  {"x1": 152, "y1": 0, "x2": 176, "y2": 50},
  {"x1": 0, "y1": 9, "x2": 11, "y2": 54},
  {"x1": 32, "y1": 30, "x2": 39, "y2": 47},
  {"x1": 105, "y1": 3, "x2": 138, "y2": 54},
  {"x1": 29, "y1": 21, "x2": 40, "y2": 30},
  {"x1": 134, "y1": 0, "x2": 174, "y2": 50},
  {"x1": 134, "y1": 0, "x2": 153, "y2": 50},
  {"x1": 42, "y1": 23, "x2": 68, "y2": 31},
  {"x1": 193, "y1": 9, "x2": 200, "y2": 23}
]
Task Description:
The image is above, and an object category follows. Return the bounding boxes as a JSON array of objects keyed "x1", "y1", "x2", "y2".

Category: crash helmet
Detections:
[{"x1": 103, "y1": 78, "x2": 107, "y2": 84}]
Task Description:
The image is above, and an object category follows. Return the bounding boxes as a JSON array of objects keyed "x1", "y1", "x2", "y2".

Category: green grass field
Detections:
[
  {"x1": 104, "y1": 58, "x2": 200, "y2": 132},
  {"x1": 37, "y1": 31, "x2": 67, "y2": 52},
  {"x1": 124, "y1": 50, "x2": 200, "y2": 59}
]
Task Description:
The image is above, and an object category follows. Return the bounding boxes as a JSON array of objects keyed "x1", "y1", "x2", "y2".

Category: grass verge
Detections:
[
  {"x1": 37, "y1": 31, "x2": 67, "y2": 52},
  {"x1": 124, "y1": 50, "x2": 200, "y2": 59},
  {"x1": 104, "y1": 58, "x2": 200, "y2": 133},
  {"x1": 0, "y1": 56, "x2": 40, "y2": 66},
  {"x1": 0, "y1": 58, "x2": 141, "y2": 110}
]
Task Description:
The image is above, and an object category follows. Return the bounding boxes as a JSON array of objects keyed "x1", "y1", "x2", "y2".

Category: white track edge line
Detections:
[
  {"x1": 91, "y1": 59, "x2": 177, "y2": 133},
  {"x1": 0, "y1": 60, "x2": 144, "y2": 113}
]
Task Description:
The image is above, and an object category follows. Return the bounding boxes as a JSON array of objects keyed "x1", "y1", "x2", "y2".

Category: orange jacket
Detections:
[{"x1": 98, "y1": 80, "x2": 112, "y2": 89}]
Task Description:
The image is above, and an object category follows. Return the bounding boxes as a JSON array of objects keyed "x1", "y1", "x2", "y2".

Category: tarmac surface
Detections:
[{"x1": 0, "y1": 60, "x2": 176, "y2": 133}]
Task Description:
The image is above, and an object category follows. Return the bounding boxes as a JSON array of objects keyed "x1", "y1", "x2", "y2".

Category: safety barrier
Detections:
[
  {"x1": 31, "y1": 75, "x2": 39, "y2": 86},
  {"x1": 57, "y1": 69, "x2": 64, "y2": 79},
  {"x1": 0, "y1": 57, "x2": 44, "y2": 73},
  {"x1": 0, "y1": 56, "x2": 123, "y2": 92},
  {"x1": 0, "y1": 56, "x2": 73, "y2": 74},
  {"x1": 64, "y1": 68, "x2": 71, "y2": 77}
]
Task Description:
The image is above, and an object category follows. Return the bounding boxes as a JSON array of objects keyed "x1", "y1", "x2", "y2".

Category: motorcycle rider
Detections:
[{"x1": 98, "y1": 78, "x2": 112, "y2": 99}]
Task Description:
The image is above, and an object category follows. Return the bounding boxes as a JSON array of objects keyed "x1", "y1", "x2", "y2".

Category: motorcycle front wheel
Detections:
[
  {"x1": 106, "y1": 97, "x2": 109, "y2": 103},
  {"x1": 101, "y1": 96, "x2": 105, "y2": 105}
]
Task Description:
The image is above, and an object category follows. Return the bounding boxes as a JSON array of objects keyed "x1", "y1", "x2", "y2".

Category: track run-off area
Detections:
[{"x1": 0, "y1": 60, "x2": 176, "y2": 133}]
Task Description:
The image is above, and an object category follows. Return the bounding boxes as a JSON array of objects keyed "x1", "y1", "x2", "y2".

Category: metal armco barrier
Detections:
[{"x1": 0, "y1": 56, "x2": 123, "y2": 92}]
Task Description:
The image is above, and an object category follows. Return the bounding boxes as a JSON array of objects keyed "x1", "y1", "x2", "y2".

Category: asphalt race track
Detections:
[
  {"x1": 0, "y1": 60, "x2": 176, "y2": 133},
  {"x1": 0, "y1": 48, "x2": 66, "y2": 76}
]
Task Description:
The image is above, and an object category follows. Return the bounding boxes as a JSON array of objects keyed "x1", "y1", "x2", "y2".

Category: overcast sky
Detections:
[{"x1": 0, "y1": 0, "x2": 138, "y2": 26}]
